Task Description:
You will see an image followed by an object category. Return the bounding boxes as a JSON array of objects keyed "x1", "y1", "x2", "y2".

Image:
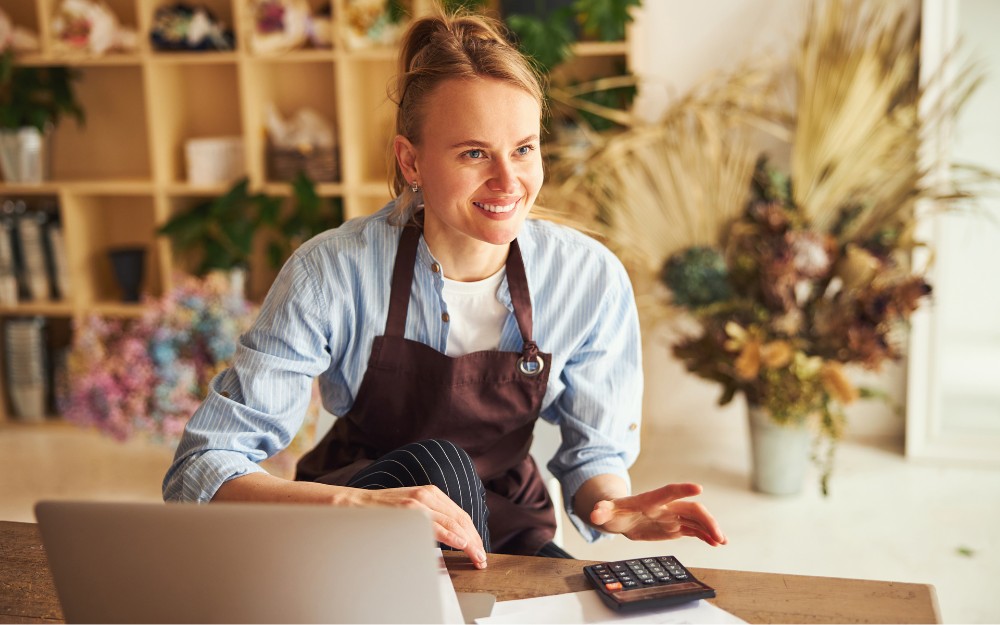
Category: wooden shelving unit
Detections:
[{"x1": 0, "y1": 0, "x2": 632, "y2": 422}]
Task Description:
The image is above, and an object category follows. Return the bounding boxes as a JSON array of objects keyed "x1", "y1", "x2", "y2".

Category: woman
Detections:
[{"x1": 163, "y1": 8, "x2": 726, "y2": 568}]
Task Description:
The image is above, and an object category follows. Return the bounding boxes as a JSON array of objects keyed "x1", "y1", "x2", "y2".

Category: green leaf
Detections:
[
  {"x1": 257, "y1": 195, "x2": 282, "y2": 225},
  {"x1": 0, "y1": 51, "x2": 85, "y2": 131},
  {"x1": 572, "y1": 0, "x2": 640, "y2": 41},
  {"x1": 506, "y1": 11, "x2": 574, "y2": 75}
]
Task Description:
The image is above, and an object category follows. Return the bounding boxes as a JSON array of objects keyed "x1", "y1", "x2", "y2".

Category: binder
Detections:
[
  {"x1": 45, "y1": 220, "x2": 71, "y2": 301},
  {"x1": 0, "y1": 202, "x2": 17, "y2": 304},
  {"x1": 16, "y1": 209, "x2": 52, "y2": 301},
  {"x1": 4, "y1": 316, "x2": 48, "y2": 421}
]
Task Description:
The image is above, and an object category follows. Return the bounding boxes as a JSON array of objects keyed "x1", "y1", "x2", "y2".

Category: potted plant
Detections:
[
  {"x1": 0, "y1": 49, "x2": 84, "y2": 183},
  {"x1": 265, "y1": 171, "x2": 344, "y2": 270},
  {"x1": 159, "y1": 173, "x2": 343, "y2": 297},
  {"x1": 551, "y1": 0, "x2": 995, "y2": 496},
  {"x1": 158, "y1": 178, "x2": 280, "y2": 297}
]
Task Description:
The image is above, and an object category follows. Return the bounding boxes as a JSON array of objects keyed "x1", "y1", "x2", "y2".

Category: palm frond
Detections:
[{"x1": 548, "y1": 64, "x2": 786, "y2": 274}]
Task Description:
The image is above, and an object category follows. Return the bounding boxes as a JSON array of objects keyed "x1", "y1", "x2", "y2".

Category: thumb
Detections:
[{"x1": 590, "y1": 499, "x2": 617, "y2": 527}]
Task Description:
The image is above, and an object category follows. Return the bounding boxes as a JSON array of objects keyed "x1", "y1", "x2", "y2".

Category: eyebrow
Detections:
[{"x1": 449, "y1": 135, "x2": 540, "y2": 150}]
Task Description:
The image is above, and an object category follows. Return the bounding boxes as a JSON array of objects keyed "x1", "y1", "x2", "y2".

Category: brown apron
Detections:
[{"x1": 296, "y1": 223, "x2": 557, "y2": 555}]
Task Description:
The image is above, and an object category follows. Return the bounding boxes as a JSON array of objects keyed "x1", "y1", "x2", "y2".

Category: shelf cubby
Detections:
[
  {"x1": 241, "y1": 58, "x2": 338, "y2": 186},
  {"x1": 145, "y1": 61, "x2": 243, "y2": 185},
  {"x1": 49, "y1": 66, "x2": 152, "y2": 182},
  {"x1": 61, "y1": 194, "x2": 161, "y2": 307}
]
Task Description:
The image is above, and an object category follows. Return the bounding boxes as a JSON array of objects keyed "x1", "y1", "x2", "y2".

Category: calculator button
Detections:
[
  {"x1": 611, "y1": 564, "x2": 627, "y2": 572},
  {"x1": 625, "y1": 560, "x2": 640, "y2": 566},
  {"x1": 642, "y1": 577, "x2": 657, "y2": 584},
  {"x1": 622, "y1": 580, "x2": 638, "y2": 588},
  {"x1": 604, "y1": 582, "x2": 622, "y2": 591},
  {"x1": 641, "y1": 558, "x2": 656, "y2": 564}
]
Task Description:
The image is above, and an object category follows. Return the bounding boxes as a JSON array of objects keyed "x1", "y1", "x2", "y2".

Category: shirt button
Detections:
[
  {"x1": 221, "y1": 391, "x2": 230, "y2": 398},
  {"x1": 629, "y1": 423, "x2": 638, "y2": 432},
  {"x1": 431, "y1": 262, "x2": 441, "y2": 273},
  {"x1": 441, "y1": 312, "x2": 450, "y2": 323}
]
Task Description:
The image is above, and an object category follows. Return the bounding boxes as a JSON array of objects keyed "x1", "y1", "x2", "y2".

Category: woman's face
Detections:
[{"x1": 396, "y1": 76, "x2": 543, "y2": 257}]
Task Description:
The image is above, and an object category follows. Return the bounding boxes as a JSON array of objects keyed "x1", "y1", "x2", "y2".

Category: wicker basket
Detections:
[{"x1": 267, "y1": 143, "x2": 340, "y2": 183}]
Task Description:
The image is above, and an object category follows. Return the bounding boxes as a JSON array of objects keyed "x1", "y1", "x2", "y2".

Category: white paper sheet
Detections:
[{"x1": 475, "y1": 590, "x2": 746, "y2": 624}]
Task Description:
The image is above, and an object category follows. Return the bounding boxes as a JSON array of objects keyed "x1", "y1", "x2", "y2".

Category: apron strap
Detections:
[
  {"x1": 384, "y1": 222, "x2": 536, "y2": 351},
  {"x1": 505, "y1": 239, "x2": 534, "y2": 342},
  {"x1": 384, "y1": 224, "x2": 421, "y2": 338}
]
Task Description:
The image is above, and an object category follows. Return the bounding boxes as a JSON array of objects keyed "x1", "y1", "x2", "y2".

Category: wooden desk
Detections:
[{"x1": 1, "y1": 521, "x2": 939, "y2": 624}]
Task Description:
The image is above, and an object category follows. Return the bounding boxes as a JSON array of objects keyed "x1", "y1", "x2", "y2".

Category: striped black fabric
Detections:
[{"x1": 346, "y1": 439, "x2": 491, "y2": 551}]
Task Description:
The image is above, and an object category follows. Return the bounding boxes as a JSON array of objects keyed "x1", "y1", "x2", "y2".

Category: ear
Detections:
[{"x1": 393, "y1": 135, "x2": 419, "y2": 185}]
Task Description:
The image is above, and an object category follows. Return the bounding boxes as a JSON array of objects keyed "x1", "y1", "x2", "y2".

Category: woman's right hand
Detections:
[
  {"x1": 213, "y1": 474, "x2": 487, "y2": 569},
  {"x1": 352, "y1": 485, "x2": 488, "y2": 569}
]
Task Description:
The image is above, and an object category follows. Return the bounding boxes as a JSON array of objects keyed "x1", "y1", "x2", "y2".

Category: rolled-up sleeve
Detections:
[{"x1": 163, "y1": 251, "x2": 334, "y2": 502}]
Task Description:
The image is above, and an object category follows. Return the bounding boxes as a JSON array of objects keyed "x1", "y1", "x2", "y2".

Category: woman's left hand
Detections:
[{"x1": 589, "y1": 483, "x2": 727, "y2": 546}]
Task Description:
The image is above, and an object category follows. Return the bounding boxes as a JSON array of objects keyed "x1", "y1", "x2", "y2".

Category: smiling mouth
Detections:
[{"x1": 473, "y1": 200, "x2": 518, "y2": 214}]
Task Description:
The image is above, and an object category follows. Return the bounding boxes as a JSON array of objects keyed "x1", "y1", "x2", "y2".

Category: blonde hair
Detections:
[{"x1": 387, "y1": 7, "x2": 546, "y2": 224}]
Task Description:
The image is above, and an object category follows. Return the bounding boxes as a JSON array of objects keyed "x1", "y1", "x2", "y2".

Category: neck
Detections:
[{"x1": 423, "y1": 226, "x2": 509, "y2": 282}]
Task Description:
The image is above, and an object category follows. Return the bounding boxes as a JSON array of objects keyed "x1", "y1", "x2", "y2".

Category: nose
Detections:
[{"x1": 487, "y1": 158, "x2": 519, "y2": 194}]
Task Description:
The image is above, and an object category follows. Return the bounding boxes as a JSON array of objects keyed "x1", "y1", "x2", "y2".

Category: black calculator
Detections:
[{"x1": 583, "y1": 556, "x2": 716, "y2": 612}]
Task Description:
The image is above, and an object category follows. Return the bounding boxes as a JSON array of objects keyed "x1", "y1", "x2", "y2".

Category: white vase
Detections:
[
  {"x1": 747, "y1": 405, "x2": 811, "y2": 496},
  {"x1": 0, "y1": 127, "x2": 52, "y2": 183}
]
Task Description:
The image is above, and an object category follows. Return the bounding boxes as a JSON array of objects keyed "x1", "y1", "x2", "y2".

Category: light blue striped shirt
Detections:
[{"x1": 163, "y1": 203, "x2": 643, "y2": 543}]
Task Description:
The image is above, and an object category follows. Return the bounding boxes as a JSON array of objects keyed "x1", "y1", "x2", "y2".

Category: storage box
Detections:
[{"x1": 185, "y1": 137, "x2": 246, "y2": 185}]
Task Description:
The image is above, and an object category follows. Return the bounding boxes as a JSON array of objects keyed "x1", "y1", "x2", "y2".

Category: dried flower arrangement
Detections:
[
  {"x1": 546, "y1": 0, "x2": 995, "y2": 493},
  {"x1": 59, "y1": 273, "x2": 320, "y2": 477}
]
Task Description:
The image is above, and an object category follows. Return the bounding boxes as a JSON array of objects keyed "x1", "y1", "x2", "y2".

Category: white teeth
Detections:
[{"x1": 474, "y1": 201, "x2": 517, "y2": 213}]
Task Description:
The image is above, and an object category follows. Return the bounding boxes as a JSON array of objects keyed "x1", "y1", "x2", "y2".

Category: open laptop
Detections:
[{"x1": 35, "y1": 500, "x2": 467, "y2": 624}]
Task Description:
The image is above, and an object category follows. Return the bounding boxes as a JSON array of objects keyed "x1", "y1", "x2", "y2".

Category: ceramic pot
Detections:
[
  {"x1": 0, "y1": 127, "x2": 52, "y2": 184},
  {"x1": 747, "y1": 404, "x2": 811, "y2": 496}
]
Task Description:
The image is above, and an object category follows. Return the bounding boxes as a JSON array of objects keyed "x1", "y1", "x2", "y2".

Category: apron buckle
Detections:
[{"x1": 518, "y1": 342, "x2": 545, "y2": 376}]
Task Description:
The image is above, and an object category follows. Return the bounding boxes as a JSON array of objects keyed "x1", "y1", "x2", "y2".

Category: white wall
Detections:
[
  {"x1": 628, "y1": 1, "x2": 905, "y2": 441},
  {"x1": 631, "y1": 0, "x2": 805, "y2": 121},
  {"x1": 906, "y1": 0, "x2": 1000, "y2": 462}
]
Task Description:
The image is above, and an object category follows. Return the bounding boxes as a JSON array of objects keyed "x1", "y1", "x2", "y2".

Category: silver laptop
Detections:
[{"x1": 35, "y1": 500, "x2": 455, "y2": 624}]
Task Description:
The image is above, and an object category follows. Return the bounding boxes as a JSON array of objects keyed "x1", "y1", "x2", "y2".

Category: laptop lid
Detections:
[{"x1": 35, "y1": 500, "x2": 447, "y2": 624}]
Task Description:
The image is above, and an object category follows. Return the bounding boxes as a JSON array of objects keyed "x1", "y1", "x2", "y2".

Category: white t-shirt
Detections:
[{"x1": 441, "y1": 268, "x2": 508, "y2": 357}]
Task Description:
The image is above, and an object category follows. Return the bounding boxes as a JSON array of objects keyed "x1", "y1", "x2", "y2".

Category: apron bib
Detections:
[{"x1": 296, "y1": 223, "x2": 557, "y2": 554}]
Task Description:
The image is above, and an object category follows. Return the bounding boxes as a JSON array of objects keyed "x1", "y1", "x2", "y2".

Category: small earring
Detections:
[{"x1": 410, "y1": 180, "x2": 421, "y2": 193}]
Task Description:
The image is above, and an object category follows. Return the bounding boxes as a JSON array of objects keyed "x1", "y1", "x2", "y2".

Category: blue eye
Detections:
[
  {"x1": 466, "y1": 149, "x2": 484, "y2": 159},
  {"x1": 516, "y1": 145, "x2": 536, "y2": 156}
]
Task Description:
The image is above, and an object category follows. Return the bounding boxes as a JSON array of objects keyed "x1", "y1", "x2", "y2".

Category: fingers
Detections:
[
  {"x1": 630, "y1": 483, "x2": 703, "y2": 512},
  {"x1": 590, "y1": 483, "x2": 728, "y2": 546},
  {"x1": 662, "y1": 500, "x2": 727, "y2": 546},
  {"x1": 590, "y1": 483, "x2": 703, "y2": 526},
  {"x1": 589, "y1": 499, "x2": 617, "y2": 527},
  {"x1": 426, "y1": 508, "x2": 488, "y2": 569},
  {"x1": 412, "y1": 486, "x2": 488, "y2": 569},
  {"x1": 362, "y1": 485, "x2": 488, "y2": 569}
]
